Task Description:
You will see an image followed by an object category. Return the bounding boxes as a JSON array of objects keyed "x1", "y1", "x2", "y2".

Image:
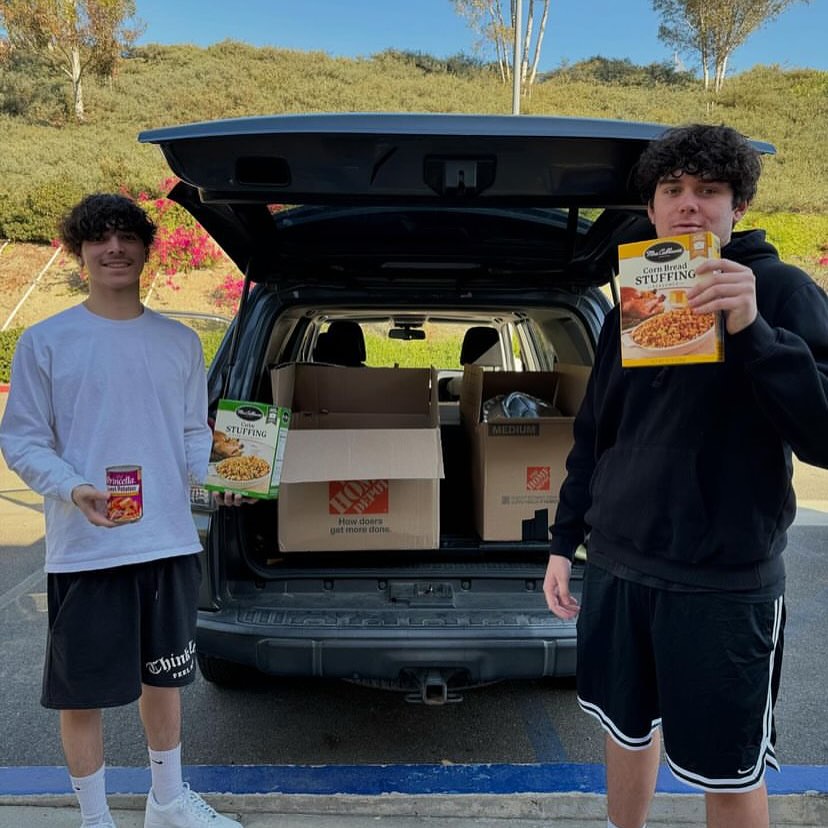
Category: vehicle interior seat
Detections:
[
  {"x1": 459, "y1": 326, "x2": 501, "y2": 367},
  {"x1": 313, "y1": 320, "x2": 367, "y2": 366},
  {"x1": 439, "y1": 326, "x2": 501, "y2": 401}
]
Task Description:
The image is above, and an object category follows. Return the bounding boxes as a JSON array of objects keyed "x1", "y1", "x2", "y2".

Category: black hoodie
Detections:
[{"x1": 550, "y1": 229, "x2": 828, "y2": 591}]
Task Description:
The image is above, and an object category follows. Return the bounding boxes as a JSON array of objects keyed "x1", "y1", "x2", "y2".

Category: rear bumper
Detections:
[{"x1": 196, "y1": 611, "x2": 577, "y2": 683}]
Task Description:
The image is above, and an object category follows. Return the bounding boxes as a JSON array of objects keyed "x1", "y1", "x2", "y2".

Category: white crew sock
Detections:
[
  {"x1": 608, "y1": 820, "x2": 647, "y2": 828},
  {"x1": 148, "y1": 744, "x2": 184, "y2": 806},
  {"x1": 70, "y1": 763, "x2": 111, "y2": 826}
]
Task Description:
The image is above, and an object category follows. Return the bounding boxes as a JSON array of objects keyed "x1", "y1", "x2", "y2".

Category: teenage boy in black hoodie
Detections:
[{"x1": 543, "y1": 124, "x2": 828, "y2": 828}]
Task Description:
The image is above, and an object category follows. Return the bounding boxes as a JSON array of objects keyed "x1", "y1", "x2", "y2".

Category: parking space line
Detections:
[
  {"x1": 517, "y1": 694, "x2": 567, "y2": 763},
  {"x1": 0, "y1": 569, "x2": 46, "y2": 612}
]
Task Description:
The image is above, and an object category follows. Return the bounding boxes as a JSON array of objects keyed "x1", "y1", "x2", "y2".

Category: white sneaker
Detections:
[
  {"x1": 144, "y1": 783, "x2": 242, "y2": 827},
  {"x1": 81, "y1": 816, "x2": 117, "y2": 827}
]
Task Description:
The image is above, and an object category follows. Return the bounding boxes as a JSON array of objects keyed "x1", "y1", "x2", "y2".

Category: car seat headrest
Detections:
[
  {"x1": 313, "y1": 320, "x2": 367, "y2": 366},
  {"x1": 460, "y1": 326, "x2": 500, "y2": 366}
]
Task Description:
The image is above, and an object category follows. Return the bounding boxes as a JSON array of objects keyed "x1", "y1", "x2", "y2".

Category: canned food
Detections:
[{"x1": 106, "y1": 465, "x2": 143, "y2": 523}]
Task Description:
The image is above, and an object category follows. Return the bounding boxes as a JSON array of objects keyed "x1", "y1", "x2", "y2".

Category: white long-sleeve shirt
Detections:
[{"x1": 0, "y1": 304, "x2": 213, "y2": 572}]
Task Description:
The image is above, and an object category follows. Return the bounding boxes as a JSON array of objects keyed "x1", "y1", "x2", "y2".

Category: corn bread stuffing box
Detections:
[
  {"x1": 270, "y1": 363, "x2": 444, "y2": 552},
  {"x1": 205, "y1": 399, "x2": 290, "y2": 499},
  {"x1": 618, "y1": 231, "x2": 723, "y2": 367}
]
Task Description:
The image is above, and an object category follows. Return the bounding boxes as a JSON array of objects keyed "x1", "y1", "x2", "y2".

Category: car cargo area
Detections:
[{"x1": 211, "y1": 301, "x2": 597, "y2": 576}]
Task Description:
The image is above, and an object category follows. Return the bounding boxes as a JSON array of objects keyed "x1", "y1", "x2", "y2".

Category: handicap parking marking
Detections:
[{"x1": 1, "y1": 763, "x2": 826, "y2": 797}]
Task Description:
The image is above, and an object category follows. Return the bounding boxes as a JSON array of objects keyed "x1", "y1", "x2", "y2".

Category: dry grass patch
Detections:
[{"x1": 0, "y1": 243, "x2": 236, "y2": 328}]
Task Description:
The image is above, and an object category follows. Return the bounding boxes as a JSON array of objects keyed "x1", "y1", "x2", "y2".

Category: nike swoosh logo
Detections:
[
  {"x1": 151, "y1": 759, "x2": 164, "y2": 765},
  {"x1": 737, "y1": 767, "x2": 753, "y2": 775}
]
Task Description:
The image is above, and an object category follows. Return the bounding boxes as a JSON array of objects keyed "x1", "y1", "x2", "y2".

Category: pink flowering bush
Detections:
[
  {"x1": 209, "y1": 204, "x2": 290, "y2": 311},
  {"x1": 125, "y1": 179, "x2": 224, "y2": 281},
  {"x1": 212, "y1": 273, "x2": 245, "y2": 313}
]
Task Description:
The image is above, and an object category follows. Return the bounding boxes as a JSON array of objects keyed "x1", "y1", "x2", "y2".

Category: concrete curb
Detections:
[{"x1": 1, "y1": 792, "x2": 827, "y2": 827}]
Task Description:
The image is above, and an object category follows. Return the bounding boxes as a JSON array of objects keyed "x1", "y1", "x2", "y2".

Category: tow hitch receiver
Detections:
[{"x1": 404, "y1": 668, "x2": 463, "y2": 705}]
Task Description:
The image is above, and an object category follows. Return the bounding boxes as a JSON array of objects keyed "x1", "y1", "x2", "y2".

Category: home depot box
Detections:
[
  {"x1": 270, "y1": 364, "x2": 444, "y2": 551},
  {"x1": 618, "y1": 231, "x2": 723, "y2": 367},
  {"x1": 459, "y1": 365, "x2": 589, "y2": 542}
]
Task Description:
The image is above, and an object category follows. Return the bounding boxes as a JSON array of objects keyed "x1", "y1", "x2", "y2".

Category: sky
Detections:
[{"x1": 133, "y1": 0, "x2": 827, "y2": 75}]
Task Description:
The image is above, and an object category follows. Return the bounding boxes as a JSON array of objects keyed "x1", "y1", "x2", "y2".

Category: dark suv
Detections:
[{"x1": 138, "y1": 114, "x2": 770, "y2": 703}]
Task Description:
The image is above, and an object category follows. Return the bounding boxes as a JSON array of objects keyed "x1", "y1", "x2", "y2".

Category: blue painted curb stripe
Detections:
[{"x1": 1, "y1": 763, "x2": 826, "y2": 797}]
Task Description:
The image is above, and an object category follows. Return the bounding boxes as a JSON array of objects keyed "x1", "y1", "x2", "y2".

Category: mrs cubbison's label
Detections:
[{"x1": 618, "y1": 231, "x2": 723, "y2": 367}]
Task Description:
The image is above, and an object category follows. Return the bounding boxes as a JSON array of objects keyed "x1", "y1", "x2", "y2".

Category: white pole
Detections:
[
  {"x1": 1, "y1": 245, "x2": 63, "y2": 331},
  {"x1": 142, "y1": 268, "x2": 161, "y2": 308},
  {"x1": 512, "y1": 0, "x2": 523, "y2": 115}
]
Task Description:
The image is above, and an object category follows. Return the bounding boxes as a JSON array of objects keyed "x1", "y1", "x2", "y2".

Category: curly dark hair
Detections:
[
  {"x1": 633, "y1": 124, "x2": 762, "y2": 206},
  {"x1": 59, "y1": 193, "x2": 156, "y2": 257}
]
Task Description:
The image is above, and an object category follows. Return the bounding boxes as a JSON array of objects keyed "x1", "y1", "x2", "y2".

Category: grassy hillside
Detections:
[{"x1": 1, "y1": 43, "x2": 826, "y2": 243}]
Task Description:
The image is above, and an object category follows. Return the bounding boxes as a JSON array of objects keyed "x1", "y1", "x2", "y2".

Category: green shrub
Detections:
[
  {"x1": 544, "y1": 56, "x2": 695, "y2": 87},
  {"x1": 741, "y1": 212, "x2": 828, "y2": 261},
  {"x1": 364, "y1": 331, "x2": 461, "y2": 368},
  {"x1": 374, "y1": 48, "x2": 490, "y2": 78},
  {"x1": 0, "y1": 52, "x2": 67, "y2": 125},
  {"x1": 0, "y1": 178, "x2": 85, "y2": 242},
  {"x1": 199, "y1": 328, "x2": 226, "y2": 368},
  {"x1": 0, "y1": 328, "x2": 24, "y2": 384}
]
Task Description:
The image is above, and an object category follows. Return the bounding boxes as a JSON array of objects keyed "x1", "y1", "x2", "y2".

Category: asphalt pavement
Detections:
[{"x1": 1, "y1": 390, "x2": 827, "y2": 827}]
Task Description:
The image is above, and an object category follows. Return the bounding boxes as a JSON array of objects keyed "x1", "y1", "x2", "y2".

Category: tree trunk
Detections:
[
  {"x1": 528, "y1": 0, "x2": 550, "y2": 87},
  {"x1": 490, "y1": 0, "x2": 510, "y2": 83},
  {"x1": 71, "y1": 45, "x2": 84, "y2": 121},
  {"x1": 521, "y1": 0, "x2": 534, "y2": 88},
  {"x1": 714, "y1": 52, "x2": 729, "y2": 93},
  {"x1": 498, "y1": 52, "x2": 509, "y2": 82}
]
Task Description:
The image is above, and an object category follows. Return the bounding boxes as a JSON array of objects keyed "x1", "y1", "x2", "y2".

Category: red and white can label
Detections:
[{"x1": 106, "y1": 465, "x2": 143, "y2": 523}]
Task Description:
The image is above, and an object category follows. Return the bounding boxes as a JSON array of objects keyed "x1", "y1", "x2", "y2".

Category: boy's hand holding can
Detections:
[{"x1": 71, "y1": 484, "x2": 118, "y2": 528}]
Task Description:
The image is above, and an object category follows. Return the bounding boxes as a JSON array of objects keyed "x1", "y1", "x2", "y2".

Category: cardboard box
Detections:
[
  {"x1": 459, "y1": 365, "x2": 589, "y2": 542},
  {"x1": 204, "y1": 399, "x2": 290, "y2": 499},
  {"x1": 618, "y1": 231, "x2": 723, "y2": 367},
  {"x1": 270, "y1": 364, "x2": 444, "y2": 551}
]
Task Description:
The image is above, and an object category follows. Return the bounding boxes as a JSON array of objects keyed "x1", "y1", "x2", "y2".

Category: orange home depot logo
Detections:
[
  {"x1": 526, "y1": 466, "x2": 551, "y2": 491},
  {"x1": 328, "y1": 480, "x2": 390, "y2": 514}
]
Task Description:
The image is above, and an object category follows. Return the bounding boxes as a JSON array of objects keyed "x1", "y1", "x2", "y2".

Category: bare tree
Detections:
[
  {"x1": 0, "y1": 0, "x2": 142, "y2": 120},
  {"x1": 522, "y1": 0, "x2": 549, "y2": 87},
  {"x1": 654, "y1": 0, "x2": 810, "y2": 93},
  {"x1": 452, "y1": 0, "x2": 551, "y2": 90}
]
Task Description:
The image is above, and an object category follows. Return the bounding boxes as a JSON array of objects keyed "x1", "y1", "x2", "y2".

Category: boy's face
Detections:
[
  {"x1": 79, "y1": 229, "x2": 147, "y2": 291},
  {"x1": 647, "y1": 173, "x2": 748, "y2": 245}
]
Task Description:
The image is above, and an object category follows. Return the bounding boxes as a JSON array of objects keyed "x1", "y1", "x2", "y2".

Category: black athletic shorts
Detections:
[
  {"x1": 576, "y1": 563, "x2": 785, "y2": 793},
  {"x1": 41, "y1": 553, "x2": 201, "y2": 710}
]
